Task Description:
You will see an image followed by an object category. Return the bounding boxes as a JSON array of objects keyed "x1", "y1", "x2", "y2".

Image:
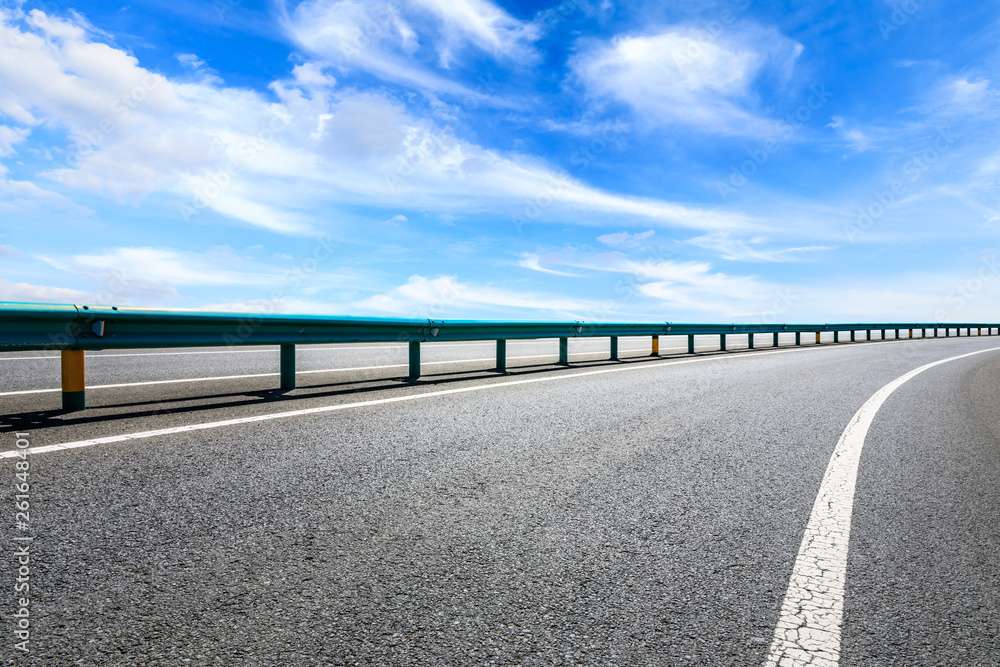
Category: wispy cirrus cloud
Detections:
[
  {"x1": 570, "y1": 24, "x2": 803, "y2": 137},
  {"x1": 0, "y1": 9, "x2": 764, "y2": 238},
  {"x1": 355, "y1": 274, "x2": 605, "y2": 318},
  {"x1": 279, "y1": 0, "x2": 538, "y2": 94}
]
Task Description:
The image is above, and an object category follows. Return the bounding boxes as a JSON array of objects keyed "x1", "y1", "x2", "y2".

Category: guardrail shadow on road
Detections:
[{"x1": 2, "y1": 349, "x2": 726, "y2": 436}]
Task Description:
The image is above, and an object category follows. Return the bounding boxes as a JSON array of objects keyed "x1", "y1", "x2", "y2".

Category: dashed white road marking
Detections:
[{"x1": 764, "y1": 345, "x2": 1000, "y2": 667}]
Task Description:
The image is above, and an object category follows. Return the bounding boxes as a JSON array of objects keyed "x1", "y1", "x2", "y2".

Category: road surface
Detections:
[{"x1": 1, "y1": 333, "x2": 998, "y2": 665}]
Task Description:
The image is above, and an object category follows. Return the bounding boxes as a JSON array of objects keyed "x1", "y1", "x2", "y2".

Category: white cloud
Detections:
[
  {"x1": 687, "y1": 231, "x2": 830, "y2": 262},
  {"x1": 0, "y1": 9, "x2": 763, "y2": 237},
  {"x1": 597, "y1": 229, "x2": 655, "y2": 248},
  {"x1": 0, "y1": 125, "x2": 28, "y2": 157},
  {"x1": 64, "y1": 246, "x2": 283, "y2": 287},
  {"x1": 571, "y1": 25, "x2": 802, "y2": 136},
  {"x1": 826, "y1": 116, "x2": 871, "y2": 152},
  {"x1": 355, "y1": 274, "x2": 604, "y2": 317},
  {"x1": 176, "y1": 53, "x2": 206, "y2": 70},
  {"x1": 0, "y1": 278, "x2": 97, "y2": 304},
  {"x1": 281, "y1": 0, "x2": 537, "y2": 93},
  {"x1": 517, "y1": 253, "x2": 580, "y2": 277},
  {"x1": 0, "y1": 176, "x2": 93, "y2": 216},
  {"x1": 197, "y1": 297, "x2": 349, "y2": 315},
  {"x1": 409, "y1": 0, "x2": 539, "y2": 66}
]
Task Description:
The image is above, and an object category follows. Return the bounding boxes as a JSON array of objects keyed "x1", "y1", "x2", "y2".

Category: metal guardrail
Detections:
[{"x1": 2, "y1": 301, "x2": 998, "y2": 411}]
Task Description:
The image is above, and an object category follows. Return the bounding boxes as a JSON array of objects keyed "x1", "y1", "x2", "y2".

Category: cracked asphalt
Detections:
[{"x1": 1, "y1": 334, "x2": 998, "y2": 665}]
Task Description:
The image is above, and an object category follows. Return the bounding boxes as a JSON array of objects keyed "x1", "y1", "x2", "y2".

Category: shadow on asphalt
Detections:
[{"x1": 0, "y1": 347, "x2": 770, "y2": 434}]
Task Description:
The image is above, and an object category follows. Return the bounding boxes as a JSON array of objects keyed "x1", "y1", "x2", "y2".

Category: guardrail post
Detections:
[
  {"x1": 687, "y1": 334, "x2": 695, "y2": 354},
  {"x1": 280, "y1": 344, "x2": 296, "y2": 390},
  {"x1": 720, "y1": 334, "x2": 727, "y2": 351},
  {"x1": 881, "y1": 329, "x2": 886, "y2": 340},
  {"x1": 894, "y1": 329, "x2": 899, "y2": 339},
  {"x1": 850, "y1": 330, "x2": 856, "y2": 342},
  {"x1": 866, "y1": 330, "x2": 871, "y2": 341},
  {"x1": 559, "y1": 337, "x2": 568, "y2": 365},
  {"x1": 408, "y1": 341, "x2": 421, "y2": 379},
  {"x1": 815, "y1": 332, "x2": 821, "y2": 344},
  {"x1": 61, "y1": 349, "x2": 86, "y2": 411},
  {"x1": 908, "y1": 329, "x2": 913, "y2": 339},
  {"x1": 651, "y1": 335, "x2": 659, "y2": 356},
  {"x1": 945, "y1": 328, "x2": 950, "y2": 337},
  {"x1": 747, "y1": 333, "x2": 754, "y2": 349},
  {"x1": 610, "y1": 336, "x2": 619, "y2": 361},
  {"x1": 834, "y1": 331, "x2": 839, "y2": 343},
  {"x1": 921, "y1": 328, "x2": 926, "y2": 338},
  {"x1": 773, "y1": 332, "x2": 779, "y2": 347},
  {"x1": 496, "y1": 339, "x2": 507, "y2": 373},
  {"x1": 978, "y1": 328, "x2": 982, "y2": 336}
]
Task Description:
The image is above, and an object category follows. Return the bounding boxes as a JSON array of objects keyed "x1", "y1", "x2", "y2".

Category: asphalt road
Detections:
[{"x1": 1, "y1": 333, "x2": 998, "y2": 665}]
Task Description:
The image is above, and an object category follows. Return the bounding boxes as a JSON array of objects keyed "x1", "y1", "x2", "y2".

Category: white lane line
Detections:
[
  {"x1": 764, "y1": 345, "x2": 1000, "y2": 667},
  {"x1": 0, "y1": 344, "x2": 836, "y2": 459},
  {"x1": 0, "y1": 337, "x2": 742, "y2": 361},
  {"x1": 6, "y1": 339, "x2": 988, "y2": 460},
  {"x1": 0, "y1": 350, "x2": 669, "y2": 396}
]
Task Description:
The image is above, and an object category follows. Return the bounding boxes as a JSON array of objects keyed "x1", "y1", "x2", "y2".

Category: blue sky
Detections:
[{"x1": 1, "y1": 0, "x2": 999, "y2": 323}]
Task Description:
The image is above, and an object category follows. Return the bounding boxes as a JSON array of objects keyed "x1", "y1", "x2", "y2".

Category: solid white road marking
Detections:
[
  {"x1": 0, "y1": 349, "x2": 663, "y2": 396},
  {"x1": 0, "y1": 344, "x2": 840, "y2": 459},
  {"x1": 0, "y1": 335, "x2": 782, "y2": 362},
  {"x1": 764, "y1": 345, "x2": 1000, "y2": 667}
]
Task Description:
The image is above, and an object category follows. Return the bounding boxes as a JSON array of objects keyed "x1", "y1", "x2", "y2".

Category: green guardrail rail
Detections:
[{"x1": 3, "y1": 301, "x2": 998, "y2": 411}]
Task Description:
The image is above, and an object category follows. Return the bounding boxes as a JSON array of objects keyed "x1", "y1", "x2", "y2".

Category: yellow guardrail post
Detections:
[
  {"x1": 61, "y1": 349, "x2": 86, "y2": 411},
  {"x1": 651, "y1": 335, "x2": 659, "y2": 356},
  {"x1": 909, "y1": 329, "x2": 913, "y2": 339},
  {"x1": 815, "y1": 332, "x2": 821, "y2": 344}
]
